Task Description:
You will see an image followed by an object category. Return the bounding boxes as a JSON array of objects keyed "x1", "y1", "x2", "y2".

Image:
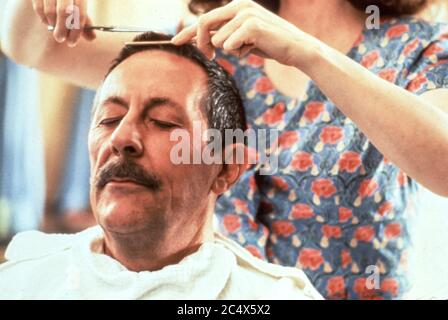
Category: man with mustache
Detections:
[{"x1": 0, "y1": 32, "x2": 321, "y2": 300}]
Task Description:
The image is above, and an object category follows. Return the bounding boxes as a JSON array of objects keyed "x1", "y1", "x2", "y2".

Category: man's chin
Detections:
[
  {"x1": 98, "y1": 211, "x2": 156, "y2": 235},
  {"x1": 101, "y1": 223, "x2": 149, "y2": 235},
  {"x1": 94, "y1": 198, "x2": 163, "y2": 234}
]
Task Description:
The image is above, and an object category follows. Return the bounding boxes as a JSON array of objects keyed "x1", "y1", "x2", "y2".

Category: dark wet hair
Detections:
[
  {"x1": 188, "y1": 0, "x2": 428, "y2": 16},
  {"x1": 104, "y1": 32, "x2": 247, "y2": 137}
]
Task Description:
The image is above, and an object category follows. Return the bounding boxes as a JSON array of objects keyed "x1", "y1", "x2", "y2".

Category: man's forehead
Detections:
[
  {"x1": 101, "y1": 50, "x2": 208, "y2": 98},
  {"x1": 94, "y1": 50, "x2": 208, "y2": 119},
  {"x1": 109, "y1": 50, "x2": 207, "y2": 81}
]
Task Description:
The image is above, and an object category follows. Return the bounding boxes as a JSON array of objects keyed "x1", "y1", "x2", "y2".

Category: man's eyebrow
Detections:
[
  {"x1": 100, "y1": 96, "x2": 183, "y2": 112},
  {"x1": 143, "y1": 97, "x2": 183, "y2": 112},
  {"x1": 101, "y1": 96, "x2": 128, "y2": 109}
]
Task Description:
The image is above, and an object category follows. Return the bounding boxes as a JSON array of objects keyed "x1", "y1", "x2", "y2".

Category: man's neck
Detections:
[
  {"x1": 278, "y1": 0, "x2": 366, "y2": 53},
  {"x1": 102, "y1": 224, "x2": 215, "y2": 272}
]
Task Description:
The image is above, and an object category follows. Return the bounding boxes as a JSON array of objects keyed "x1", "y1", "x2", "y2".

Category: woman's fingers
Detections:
[
  {"x1": 174, "y1": 0, "x2": 306, "y2": 65},
  {"x1": 172, "y1": 0, "x2": 243, "y2": 58},
  {"x1": 222, "y1": 21, "x2": 256, "y2": 53},
  {"x1": 53, "y1": 0, "x2": 72, "y2": 43},
  {"x1": 171, "y1": 24, "x2": 197, "y2": 45},
  {"x1": 196, "y1": 4, "x2": 239, "y2": 59},
  {"x1": 82, "y1": 16, "x2": 97, "y2": 41},
  {"x1": 225, "y1": 46, "x2": 254, "y2": 59},
  {"x1": 210, "y1": 10, "x2": 257, "y2": 49},
  {"x1": 32, "y1": 0, "x2": 47, "y2": 24},
  {"x1": 34, "y1": 0, "x2": 91, "y2": 46},
  {"x1": 43, "y1": 0, "x2": 57, "y2": 26},
  {"x1": 66, "y1": 0, "x2": 87, "y2": 46},
  {"x1": 172, "y1": 0, "x2": 270, "y2": 60}
]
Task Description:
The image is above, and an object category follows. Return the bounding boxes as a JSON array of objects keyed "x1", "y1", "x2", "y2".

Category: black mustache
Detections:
[{"x1": 96, "y1": 160, "x2": 162, "y2": 191}]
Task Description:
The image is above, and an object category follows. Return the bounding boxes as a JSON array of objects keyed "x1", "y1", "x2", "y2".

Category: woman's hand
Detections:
[
  {"x1": 31, "y1": 0, "x2": 95, "y2": 47},
  {"x1": 172, "y1": 0, "x2": 321, "y2": 68}
]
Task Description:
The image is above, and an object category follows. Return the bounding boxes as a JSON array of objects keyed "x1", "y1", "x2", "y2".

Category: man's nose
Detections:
[{"x1": 109, "y1": 120, "x2": 144, "y2": 158}]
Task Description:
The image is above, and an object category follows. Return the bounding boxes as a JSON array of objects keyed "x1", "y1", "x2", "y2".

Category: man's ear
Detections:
[{"x1": 211, "y1": 143, "x2": 251, "y2": 195}]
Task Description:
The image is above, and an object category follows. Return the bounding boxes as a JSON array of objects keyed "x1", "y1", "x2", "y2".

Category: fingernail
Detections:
[
  {"x1": 55, "y1": 36, "x2": 66, "y2": 43},
  {"x1": 67, "y1": 41, "x2": 77, "y2": 48}
]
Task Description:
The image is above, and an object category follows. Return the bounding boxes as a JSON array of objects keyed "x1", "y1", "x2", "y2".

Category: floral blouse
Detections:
[{"x1": 214, "y1": 17, "x2": 448, "y2": 299}]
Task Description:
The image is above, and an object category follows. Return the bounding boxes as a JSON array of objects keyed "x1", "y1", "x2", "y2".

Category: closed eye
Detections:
[
  {"x1": 97, "y1": 118, "x2": 179, "y2": 129},
  {"x1": 151, "y1": 119, "x2": 180, "y2": 130},
  {"x1": 99, "y1": 117, "x2": 122, "y2": 126}
]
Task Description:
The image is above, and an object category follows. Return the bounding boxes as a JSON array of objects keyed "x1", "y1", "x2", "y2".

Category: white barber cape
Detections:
[{"x1": 0, "y1": 226, "x2": 323, "y2": 300}]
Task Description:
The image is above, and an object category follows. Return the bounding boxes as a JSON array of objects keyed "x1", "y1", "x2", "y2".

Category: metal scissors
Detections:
[
  {"x1": 47, "y1": 25, "x2": 176, "y2": 44},
  {"x1": 46, "y1": 25, "x2": 208, "y2": 45},
  {"x1": 47, "y1": 25, "x2": 154, "y2": 33}
]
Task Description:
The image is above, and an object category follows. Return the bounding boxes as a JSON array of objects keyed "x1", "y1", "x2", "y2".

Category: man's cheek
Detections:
[
  {"x1": 154, "y1": 139, "x2": 181, "y2": 162},
  {"x1": 88, "y1": 132, "x2": 102, "y2": 159}
]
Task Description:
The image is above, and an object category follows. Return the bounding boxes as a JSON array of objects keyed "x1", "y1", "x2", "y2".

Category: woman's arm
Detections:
[
  {"x1": 173, "y1": 0, "x2": 448, "y2": 196},
  {"x1": 1, "y1": 0, "x2": 134, "y2": 89},
  {"x1": 303, "y1": 46, "x2": 448, "y2": 197}
]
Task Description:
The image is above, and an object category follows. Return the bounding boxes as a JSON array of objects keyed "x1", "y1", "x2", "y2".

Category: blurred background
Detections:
[{"x1": 0, "y1": 0, "x2": 447, "y2": 297}]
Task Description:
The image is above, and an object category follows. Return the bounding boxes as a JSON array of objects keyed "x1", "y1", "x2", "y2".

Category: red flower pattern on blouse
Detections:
[
  {"x1": 245, "y1": 244, "x2": 264, "y2": 260},
  {"x1": 298, "y1": 248, "x2": 325, "y2": 271},
  {"x1": 291, "y1": 152, "x2": 314, "y2": 172},
  {"x1": 216, "y1": 58, "x2": 235, "y2": 75},
  {"x1": 361, "y1": 50, "x2": 380, "y2": 68},
  {"x1": 353, "y1": 278, "x2": 383, "y2": 300},
  {"x1": 320, "y1": 126, "x2": 344, "y2": 144},
  {"x1": 341, "y1": 250, "x2": 352, "y2": 268},
  {"x1": 385, "y1": 222, "x2": 402, "y2": 239},
  {"x1": 248, "y1": 218, "x2": 258, "y2": 231},
  {"x1": 339, "y1": 151, "x2": 362, "y2": 173},
  {"x1": 262, "y1": 102, "x2": 285, "y2": 125},
  {"x1": 354, "y1": 226, "x2": 376, "y2": 242},
  {"x1": 378, "y1": 202, "x2": 393, "y2": 216},
  {"x1": 322, "y1": 225, "x2": 342, "y2": 239},
  {"x1": 232, "y1": 199, "x2": 249, "y2": 214},
  {"x1": 378, "y1": 69, "x2": 398, "y2": 83},
  {"x1": 312, "y1": 179, "x2": 337, "y2": 198},
  {"x1": 403, "y1": 39, "x2": 420, "y2": 56},
  {"x1": 381, "y1": 278, "x2": 399, "y2": 297},
  {"x1": 247, "y1": 54, "x2": 264, "y2": 67},
  {"x1": 291, "y1": 203, "x2": 315, "y2": 219},
  {"x1": 386, "y1": 24, "x2": 409, "y2": 39},
  {"x1": 272, "y1": 176, "x2": 289, "y2": 191},
  {"x1": 327, "y1": 276, "x2": 347, "y2": 299},
  {"x1": 223, "y1": 214, "x2": 242, "y2": 233},
  {"x1": 304, "y1": 102, "x2": 325, "y2": 122},
  {"x1": 339, "y1": 207, "x2": 353, "y2": 223},
  {"x1": 358, "y1": 179, "x2": 379, "y2": 198},
  {"x1": 254, "y1": 76, "x2": 275, "y2": 94},
  {"x1": 278, "y1": 131, "x2": 300, "y2": 148},
  {"x1": 424, "y1": 43, "x2": 444, "y2": 57},
  {"x1": 272, "y1": 221, "x2": 296, "y2": 237},
  {"x1": 408, "y1": 74, "x2": 428, "y2": 92}
]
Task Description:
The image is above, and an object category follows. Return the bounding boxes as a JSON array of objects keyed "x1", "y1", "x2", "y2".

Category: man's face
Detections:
[{"x1": 88, "y1": 50, "x2": 220, "y2": 237}]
